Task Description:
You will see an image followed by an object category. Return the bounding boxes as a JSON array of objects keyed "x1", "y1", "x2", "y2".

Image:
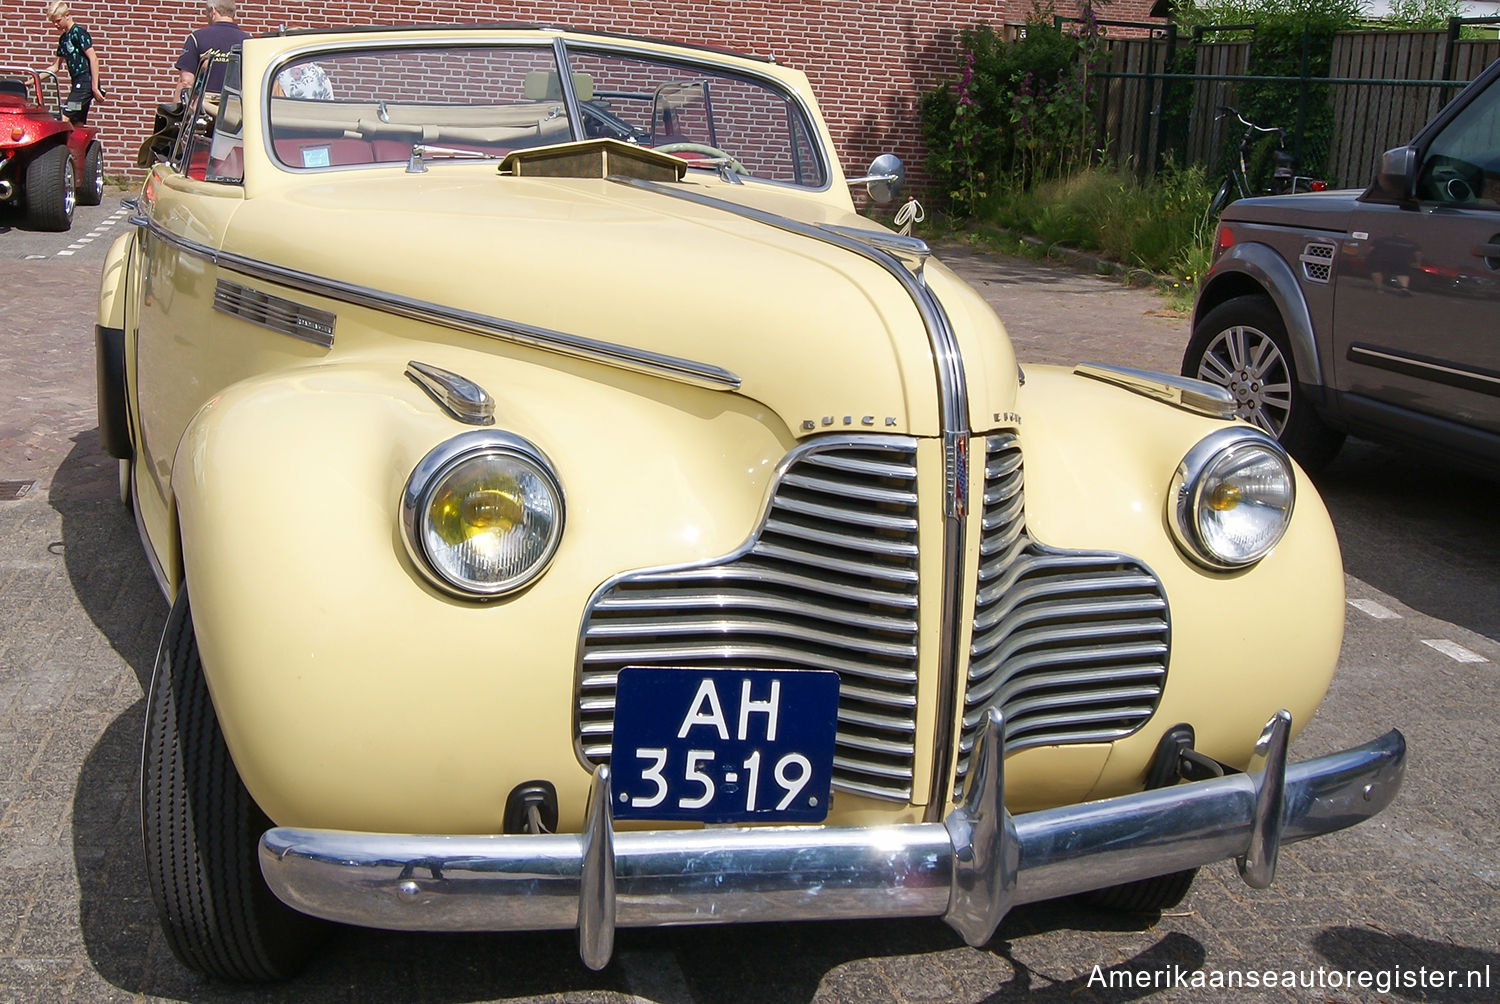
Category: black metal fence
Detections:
[{"x1": 1078, "y1": 18, "x2": 1500, "y2": 188}]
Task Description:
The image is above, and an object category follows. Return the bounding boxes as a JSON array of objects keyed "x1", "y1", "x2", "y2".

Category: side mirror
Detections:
[
  {"x1": 847, "y1": 154, "x2": 904, "y2": 205},
  {"x1": 1372, "y1": 146, "x2": 1418, "y2": 202}
]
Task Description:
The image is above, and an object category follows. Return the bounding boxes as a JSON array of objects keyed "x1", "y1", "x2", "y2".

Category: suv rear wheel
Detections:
[
  {"x1": 1183, "y1": 295, "x2": 1344, "y2": 471},
  {"x1": 26, "y1": 146, "x2": 75, "y2": 231}
]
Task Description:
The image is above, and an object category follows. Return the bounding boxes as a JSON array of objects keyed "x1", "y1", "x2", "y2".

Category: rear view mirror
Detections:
[
  {"x1": 1372, "y1": 146, "x2": 1418, "y2": 202},
  {"x1": 847, "y1": 154, "x2": 904, "y2": 205}
]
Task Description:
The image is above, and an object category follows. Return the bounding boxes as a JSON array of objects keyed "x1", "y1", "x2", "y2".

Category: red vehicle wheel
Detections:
[{"x1": 26, "y1": 146, "x2": 75, "y2": 231}]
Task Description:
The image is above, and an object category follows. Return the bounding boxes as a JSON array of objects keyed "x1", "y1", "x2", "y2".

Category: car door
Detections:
[
  {"x1": 1334, "y1": 63, "x2": 1500, "y2": 445},
  {"x1": 132, "y1": 52, "x2": 248, "y2": 536}
]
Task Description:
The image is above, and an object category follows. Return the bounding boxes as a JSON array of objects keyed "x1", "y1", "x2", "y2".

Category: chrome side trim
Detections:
[
  {"x1": 612, "y1": 178, "x2": 971, "y2": 820},
  {"x1": 405, "y1": 360, "x2": 495, "y2": 426},
  {"x1": 213, "y1": 278, "x2": 336, "y2": 347},
  {"x1": 138, "y1": 217, "x2": 741, "y2": 392},
  {"x1": 1348, "y1": 343, "x2": 1500, "y2": 397},
  {"x1": 1074, "y1": 363, "x2": 1236, "y2": 419},
  {"x1": 260, "y1": 718, "x2": 1406, "y2": 969}
]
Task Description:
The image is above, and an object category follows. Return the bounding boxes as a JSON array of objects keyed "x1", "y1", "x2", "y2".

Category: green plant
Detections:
[
  {"x1": 1377, "y1": 0, "x2": 1465, "y2": 29},
  {"x1": 919, "y1": 1, "x2": 1108, "y2": 214},
  {"x1": 1173, "y1": 0, "x2": 1364, "y2": 186}
]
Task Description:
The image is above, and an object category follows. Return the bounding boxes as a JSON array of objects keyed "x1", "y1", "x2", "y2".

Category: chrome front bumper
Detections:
[{"x1": 259, "y1": 711, "x2": 1405, "y2": 969}]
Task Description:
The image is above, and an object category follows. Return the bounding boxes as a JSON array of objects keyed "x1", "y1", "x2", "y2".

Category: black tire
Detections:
[
  {"x1": 79, "y1": 141, "x2": 104, "y2": 206},
  {"x1": 1081, "y1": 868, "x2": 1198, "y2": 913},
  {"x1": 25, "y1": 146, "x2": 75, "y2": 231},
  {"x1": 1183, "y1": 294, "x2": 1345, "y2": 471},
  {"x1": 142, "y1": 588, "x2": 329, "y2": 981}
]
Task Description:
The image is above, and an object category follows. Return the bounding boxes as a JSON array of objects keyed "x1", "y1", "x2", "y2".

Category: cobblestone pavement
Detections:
[{"x1": 0, "y1": 239, "x2": 1496, "y2": 1003}]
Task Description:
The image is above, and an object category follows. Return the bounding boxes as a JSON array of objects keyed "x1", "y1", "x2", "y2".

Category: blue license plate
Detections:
[{"x1": 610, "y1": 667, "x2": 839, "y2": 823}]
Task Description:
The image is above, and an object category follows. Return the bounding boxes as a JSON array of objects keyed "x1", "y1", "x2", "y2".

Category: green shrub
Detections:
[
  {"x1": 986, "y1": 163, "x2": 1214, "y2": 276},
  {"x1": 920, "y1": 2, "x2": 1105, "y2": 214}
]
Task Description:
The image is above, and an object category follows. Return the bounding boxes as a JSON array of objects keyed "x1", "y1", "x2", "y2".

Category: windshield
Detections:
[{"x1": 264, "y1": 41, "x2": 826, "y2": 186}]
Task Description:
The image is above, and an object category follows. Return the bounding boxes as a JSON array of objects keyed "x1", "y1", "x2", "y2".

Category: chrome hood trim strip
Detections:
[
  {"x1": 138, "y1": 217, "x2": 741, "y2": 392},
  {"x1": 612, "y1": 178, "x2": 971, "y2": 818},
  {"x1": 1073, "y1": 363, "x2": 1236, "y2": 419}
]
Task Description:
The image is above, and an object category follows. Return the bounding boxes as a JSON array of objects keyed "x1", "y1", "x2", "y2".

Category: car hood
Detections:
[
  {"x1": 1220, "y1": 189, "x2": 1363, "y2": 230},
  {"x1": 221, "y1": 172, "x2": 1016, "y2": 438}
]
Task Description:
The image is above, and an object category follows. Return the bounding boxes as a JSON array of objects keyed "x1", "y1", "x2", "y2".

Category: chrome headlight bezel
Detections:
[
  {"x1": 1169, "y1": 427, "x2": 1296, "y2": 571},
  {"x1": 400, "y1": 430, "x2": 565, "y2": 599}
]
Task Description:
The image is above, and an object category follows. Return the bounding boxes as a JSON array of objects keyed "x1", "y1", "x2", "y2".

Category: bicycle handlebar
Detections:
[{"x1": 1212, "y1": 105, "x2": 1284, "y2": 144}]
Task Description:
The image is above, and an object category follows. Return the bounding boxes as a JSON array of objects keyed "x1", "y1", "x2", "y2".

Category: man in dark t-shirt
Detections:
[{"x1": 175, "y1": 0, "x2": 250, "y2": 94}]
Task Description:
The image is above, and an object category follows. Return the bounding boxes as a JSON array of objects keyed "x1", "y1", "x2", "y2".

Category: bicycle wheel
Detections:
[{"x1": 1204, "y1": 176, "x2": 1236, "y2": 225}]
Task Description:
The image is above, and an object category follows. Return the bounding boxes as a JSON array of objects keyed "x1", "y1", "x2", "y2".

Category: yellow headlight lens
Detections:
[{"x1": 402, "y1": 435, "x2": 564, "y2": 598}]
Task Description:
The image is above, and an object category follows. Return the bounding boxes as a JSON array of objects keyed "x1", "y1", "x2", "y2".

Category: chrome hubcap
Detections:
[
  {"x1": 64, "y1": 161, "x2": 76, "y2": 216},
  {"x1": 1195, "y1": 324, "x2": 1293, "y2": 436}
]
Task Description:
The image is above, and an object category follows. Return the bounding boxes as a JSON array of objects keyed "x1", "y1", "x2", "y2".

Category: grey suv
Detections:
[{"x1": 1185, "y1": 57, "x2": 1500, "y2": 473}]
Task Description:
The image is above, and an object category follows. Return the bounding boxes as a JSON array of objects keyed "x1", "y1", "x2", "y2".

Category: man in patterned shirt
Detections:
[{"x1": 45, "y1": 1, "x2": 103, "y2": 124}]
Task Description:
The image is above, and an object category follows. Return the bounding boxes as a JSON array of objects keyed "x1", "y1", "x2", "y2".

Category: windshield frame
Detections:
[{"x1": 258, "y1": 34, "x2": 832, "y2": 191}]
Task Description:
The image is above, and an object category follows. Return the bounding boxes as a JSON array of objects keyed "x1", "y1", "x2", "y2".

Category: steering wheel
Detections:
[
  {"x1": 653, "y1": 142, "x2": 748, "y2": 176},
  {"x1": 1423, "y1": 157, "x2": 1482, "y2": 203}
]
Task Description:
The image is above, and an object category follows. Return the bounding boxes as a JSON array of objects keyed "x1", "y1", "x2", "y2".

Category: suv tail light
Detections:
[{"x1": 1214, "y1": 225, "x2": 1235, "y2": 260}]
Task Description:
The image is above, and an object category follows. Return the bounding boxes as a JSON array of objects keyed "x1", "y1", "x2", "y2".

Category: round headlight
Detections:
[
  {"x1": 400, "y1": 432, "x2": 564, "y2": 598},
  {"x1": 1169, "y1": 428, "x2": 1295, "y2": 570}
]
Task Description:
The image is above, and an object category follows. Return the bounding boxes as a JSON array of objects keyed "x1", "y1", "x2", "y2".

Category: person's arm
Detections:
[
  {"x1": 175, "y1": 32, "x2": 198, "y2": 94},
  {"x1": 85, "y1": 45, "x2": 103, "y2": 100}
]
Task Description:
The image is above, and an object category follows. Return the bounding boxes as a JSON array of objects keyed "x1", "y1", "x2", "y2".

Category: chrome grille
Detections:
[
  {"x1": 1300, "y1": 241, "x2": 1336, "y2": 284},
  {"x1": 213, "y1": 279, "x2": 335, "y2": 347},
  {"x1": 577, "y1": 437, "x2": 921, "y2": 801},
  {"x1": 956, "y1": 433, "x2": 1169, "y2": 795}
]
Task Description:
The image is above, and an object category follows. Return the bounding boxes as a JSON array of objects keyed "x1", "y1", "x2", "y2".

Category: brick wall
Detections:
[{"x1": 1, "y1": 1, "x2": 1163, "y2": 187}]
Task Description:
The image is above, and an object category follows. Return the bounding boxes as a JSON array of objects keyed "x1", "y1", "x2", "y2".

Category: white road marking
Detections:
[
  {"x1": 1348, "y1": 598, "x2": 1400, "y2": 620},
  {"x1": 1422, "y1": 639, "x2": 1489, "y2": 664},
  {"x1": 56, "y1": 249, "x2": 75, "y2": 256}
]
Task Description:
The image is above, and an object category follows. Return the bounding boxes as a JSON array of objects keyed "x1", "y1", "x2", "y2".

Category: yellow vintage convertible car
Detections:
[{"x1": 96, "y1": 24, "x2": 1406, "y2": 982}]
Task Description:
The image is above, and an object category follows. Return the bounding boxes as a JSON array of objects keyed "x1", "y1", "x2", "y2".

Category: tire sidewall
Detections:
[
  {"x1": 80, "y1": 142, "x2": 104, "y2": 206},
  {"x1": 1184, "y1": 295, "x2": 1344, "y2": 470},
  {"x1": 25, "y1": 146, "x2": 75, "y2": 231}
]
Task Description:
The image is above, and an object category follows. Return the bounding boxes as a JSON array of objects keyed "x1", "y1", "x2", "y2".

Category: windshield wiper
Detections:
[{"x1": 406, "y1": 144, "x2": 500, "y2": 173}]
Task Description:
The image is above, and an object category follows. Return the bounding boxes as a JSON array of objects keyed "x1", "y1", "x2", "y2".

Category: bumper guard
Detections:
[{"x1": 260, "y1": 710, "x2": 1405, "y2": 969}]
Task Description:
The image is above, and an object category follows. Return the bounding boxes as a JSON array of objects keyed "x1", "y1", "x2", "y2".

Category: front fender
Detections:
[
  {"x1": 1014, "y1": 365, "x2": 1344, "y2": 796},
  {"x1": 171, "y1": 347, "x2": 796, "y2": 835},
  {"x1": 1199, "y1": 241, "x2": 1324, "y2": 387}
]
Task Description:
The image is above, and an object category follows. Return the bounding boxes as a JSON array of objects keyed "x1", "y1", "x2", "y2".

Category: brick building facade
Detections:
[{"x1": 2, "y1": 1, "x2": 1162, "y2": 185}]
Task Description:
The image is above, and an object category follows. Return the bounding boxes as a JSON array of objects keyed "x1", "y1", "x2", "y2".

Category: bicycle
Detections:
[{"x1": 1205, "y1": 106, "x2": 1326, "y2": 222}]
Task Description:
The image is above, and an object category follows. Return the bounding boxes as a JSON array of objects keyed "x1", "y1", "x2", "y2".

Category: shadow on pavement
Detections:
[
  {"x1": 1314, "y1": 438, "x2": 1500, "y2": 643},
  {"x1": 1315, "y1": 927, "x2": 1499, "y2": 1001}
]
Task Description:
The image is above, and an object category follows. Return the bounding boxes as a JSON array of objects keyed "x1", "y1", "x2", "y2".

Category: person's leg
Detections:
[{"x1": 64, "y1": 78, "x2": 92, "y2": 123}]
